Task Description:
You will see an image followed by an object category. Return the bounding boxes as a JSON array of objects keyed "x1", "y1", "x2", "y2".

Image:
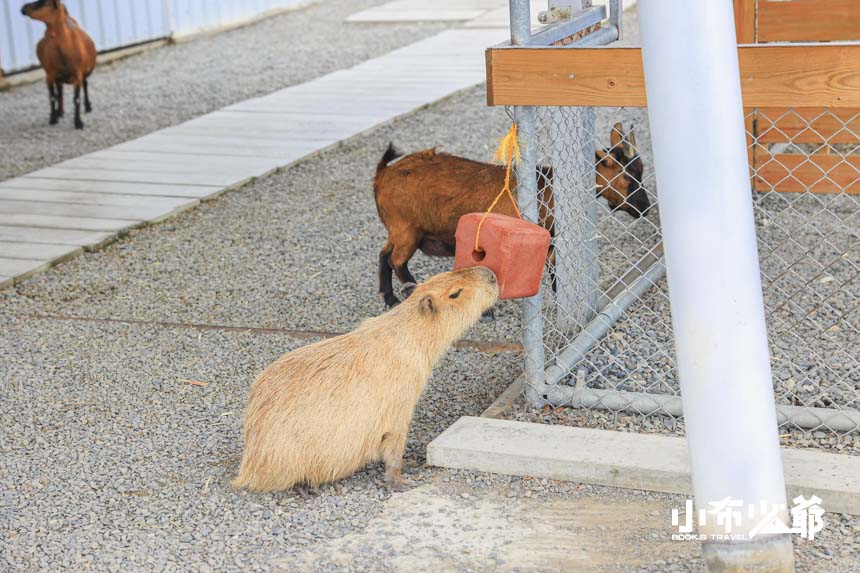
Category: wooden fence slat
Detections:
[
  {"x1": 733, "y1": 0, "x2": 756, "y2": 44},
  {"x1": 485, "y1": 44, "x2": 860, "y2": 108},
  {"x1": 758, "y1": 0, "x2": 860, "y2": 42},
  {"x1": 753, "y1": 154, "x2": 860, "y2": 194},
  {"x1": 753, "y1": 108, "x2": 860, "y2": 144}
]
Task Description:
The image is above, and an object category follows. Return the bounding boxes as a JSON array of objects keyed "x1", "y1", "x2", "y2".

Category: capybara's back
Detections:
[{"x1": 233, "y1": 267, "x2": 499, "y2": 492}]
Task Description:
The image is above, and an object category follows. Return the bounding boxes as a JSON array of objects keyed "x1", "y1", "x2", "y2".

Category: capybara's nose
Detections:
[{"x1": 473, "y1": 266, "x2": 497, "y2": 284}]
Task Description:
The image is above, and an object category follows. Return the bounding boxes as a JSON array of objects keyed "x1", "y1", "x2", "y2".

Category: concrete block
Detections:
[{"x1": 427, "y1": 416, "x2": 860, "y2": 515}]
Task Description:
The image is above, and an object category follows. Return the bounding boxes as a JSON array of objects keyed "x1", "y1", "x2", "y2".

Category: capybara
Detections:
[
  {"x1": 373, "y1": 123, "x2": 648, "y2": 307},
  {"x1": 233, "y1": 267, "x2": 499, "y2": 492},
  {"x1": 21, "y1": 0, "x2": 97, "y2": 129}
]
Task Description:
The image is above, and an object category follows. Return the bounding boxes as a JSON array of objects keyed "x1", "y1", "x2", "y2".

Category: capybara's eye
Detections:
[{"x1": 449, "y1": 289, "x2": 463, "y2": 299}]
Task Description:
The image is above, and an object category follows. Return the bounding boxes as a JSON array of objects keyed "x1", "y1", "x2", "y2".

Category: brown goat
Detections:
[
  {"x1": 373, "y1": 123, "x2": 648, "y2": 307},
  {"x1": 21, "y1": 0, "x2": 96, "y2": 129}
]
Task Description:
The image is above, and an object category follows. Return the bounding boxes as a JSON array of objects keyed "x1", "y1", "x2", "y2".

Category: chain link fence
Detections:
[{"x1": 518, "y1": 105, "x2": 860, "y2": 438}]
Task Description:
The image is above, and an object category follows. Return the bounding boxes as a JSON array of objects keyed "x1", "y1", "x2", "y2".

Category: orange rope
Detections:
[{"x1": 474, "y1": 123, "x2": 523, "y2": 252}]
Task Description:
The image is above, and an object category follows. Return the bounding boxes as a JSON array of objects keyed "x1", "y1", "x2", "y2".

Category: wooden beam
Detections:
[
  {"x1": 733, "y1": 0, "x2": 756, "y2": 44},
  {"x1": 754, "y1": 108, "x2": 860, "y2": 144},
  {"x1": 758, "y1": 0, "x2": 860, "y2": 43},
  {"x1": 486, "y1": 44, "x2": 860, "y2": 108},
  {"x1": 754, "y1": 154, "x2": 860, "y2": 194}
]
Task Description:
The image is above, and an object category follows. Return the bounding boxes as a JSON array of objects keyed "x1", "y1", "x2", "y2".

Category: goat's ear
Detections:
[
  {"x1": 595, "y1": 148, "x2": 614, "y2": 166},
  {"x1": 419, "y1": 295, "x2": 436, "y2": 316},
  {"x1": 610, "y1": 122, "x2": 624, "y2": 148}
]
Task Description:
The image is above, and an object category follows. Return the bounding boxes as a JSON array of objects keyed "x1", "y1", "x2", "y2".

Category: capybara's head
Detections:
[
  {"x1": 406, "y1": 267, "x2": 499, "y2": 338},
  {"x1": 595, "y1": 122, "x2": 651, "y2": 218},
  {"x1": 21, "y1": 0, "x2": 60, "y2": 20}
]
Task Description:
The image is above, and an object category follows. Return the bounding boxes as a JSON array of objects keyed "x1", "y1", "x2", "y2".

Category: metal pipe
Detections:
[
  {"x1": 573, "y1": 24, "x2": 619, "y2": 47},
  {"x1": 546, "y1": 386, "x2": 860, "y2": 433},
  {"x1": 596, "y1": 242, "x2": 664, "y2": 312},
  {"x1": 509, "y1": 0, "x2": 546, "y2": 405},
  {"x1": 609, "y1": 0, "x2": 622, "y2": 40},
  {"x1": 551, "y1": 106, "x2": 600, "y2": 333},
  {"x1": 529, "y1": 5, "x2": 605, "y2": 45},
  {"x1": 515, "y1": 105, "x2": 548, "y2": 406},
  {"x1": 509, "y1": 0, "x2": 531, "y2": 47},
  {"x1": 546, "y1": 255, "x2": 666, "y2": 385},
  {"x1": 639, "y1": 0, "x2": 793, "y2": 569}
]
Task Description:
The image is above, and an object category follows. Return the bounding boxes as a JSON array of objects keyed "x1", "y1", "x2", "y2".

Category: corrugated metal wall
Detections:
[
  {"x1": 1, "y1": 0, "x2": 306, "y2": 75},
  {"x1": 166, "y1": 0, "x2": 304, "y2": 36}
]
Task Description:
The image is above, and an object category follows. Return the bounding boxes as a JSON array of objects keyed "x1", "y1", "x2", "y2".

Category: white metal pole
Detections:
[{"x1": 638, "y1": 1, "x2": 794, "y2": 571}]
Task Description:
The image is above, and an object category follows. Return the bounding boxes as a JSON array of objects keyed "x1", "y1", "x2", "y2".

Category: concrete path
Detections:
[{"x1": 0, "y1": 27, "x2": 503, "y2": 289}]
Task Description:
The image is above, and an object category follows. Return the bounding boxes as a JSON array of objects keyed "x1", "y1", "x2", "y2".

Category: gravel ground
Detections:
[{"x1": 0, "y1": 0, "x2": 449, "y2": 182}]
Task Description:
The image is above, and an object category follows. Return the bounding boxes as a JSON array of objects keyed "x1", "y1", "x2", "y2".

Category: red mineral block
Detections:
[{"x1": 454, "y1": 213, "x2": 551, "y2": 299}]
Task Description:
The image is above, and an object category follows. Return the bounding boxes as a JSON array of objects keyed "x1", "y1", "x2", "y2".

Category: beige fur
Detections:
[{"x1": 232, "y1": 267, "x2": 499, "y2": 492}]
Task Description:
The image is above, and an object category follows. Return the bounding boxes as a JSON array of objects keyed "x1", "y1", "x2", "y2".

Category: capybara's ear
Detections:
[{"x1": 419, "y1": 295, "x2": 436, "y2": 316}]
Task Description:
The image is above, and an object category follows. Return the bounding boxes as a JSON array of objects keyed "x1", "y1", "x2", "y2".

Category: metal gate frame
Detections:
[{"x1": 500, "y1": 0, "x2": 860, "y2": 434}]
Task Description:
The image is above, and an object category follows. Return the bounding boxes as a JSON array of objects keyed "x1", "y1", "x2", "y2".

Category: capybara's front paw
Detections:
[
  {"x1": 480, "y1": 308, "x2": 496, "y2": 323},
  {"x1": 385, "y1": 468, "x2": 411, "y2": 492},
  {"x1": 387, "y1": 476, "x2": 411, "y2": 493},
  {"x1": 294, "y1": 484, "x2": 317, "y2": 499}
]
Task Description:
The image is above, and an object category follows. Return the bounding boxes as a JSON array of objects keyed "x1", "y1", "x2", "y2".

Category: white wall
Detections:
[{"x1": 1, "y1": 0, "x2": 306, "y2": 75}]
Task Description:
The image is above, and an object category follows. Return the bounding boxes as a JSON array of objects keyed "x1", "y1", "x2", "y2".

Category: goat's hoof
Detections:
[
  {"x1": 49, "y1": 115, "x2": 59, "y2": 125},
  {"x1": 74, "y1": 119, "x2": 84, "y2": 130},
  {"x1": 382, "y1": 294, "x2": 400, "y2": 308},
  {"x1": 400, "y1": 283, "x2": 417, "y2": 299},
  {"x1": 84, "y1": 105, "x2": 92, "y2": 113},
  {"x1": 480, "y1": 308, "x2": 496, "y2": 323},
  {"x1": 57, "y1": 109, "x2": 64, "y2": 117}
]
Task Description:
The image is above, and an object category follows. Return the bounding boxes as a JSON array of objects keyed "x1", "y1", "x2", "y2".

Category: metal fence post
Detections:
[
  {"x1": 550, "y1": 106, "x2": 600, "y2": 332},
  {"x1": 639, "y1": 1, "x2": 793, "y2": 570},
  {"x1": 510, "y1": 0, "x2": 548, "y2": 405}
]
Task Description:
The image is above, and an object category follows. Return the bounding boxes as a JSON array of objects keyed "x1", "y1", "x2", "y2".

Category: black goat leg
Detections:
[
  {"x1": 83, "y1": 78, "x2": 92, "y2": 113},
  {"x1": 48, "y1": 81, "x2": 59, "y2": 125},
  {"x1": 73, "y1": 84, "x2": 83, "y2": 129}
]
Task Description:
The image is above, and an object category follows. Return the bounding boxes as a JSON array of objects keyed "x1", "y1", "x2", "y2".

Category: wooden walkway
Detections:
[{"x1": 0, "y1": 29, "x2": 503, "y2": 289}]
